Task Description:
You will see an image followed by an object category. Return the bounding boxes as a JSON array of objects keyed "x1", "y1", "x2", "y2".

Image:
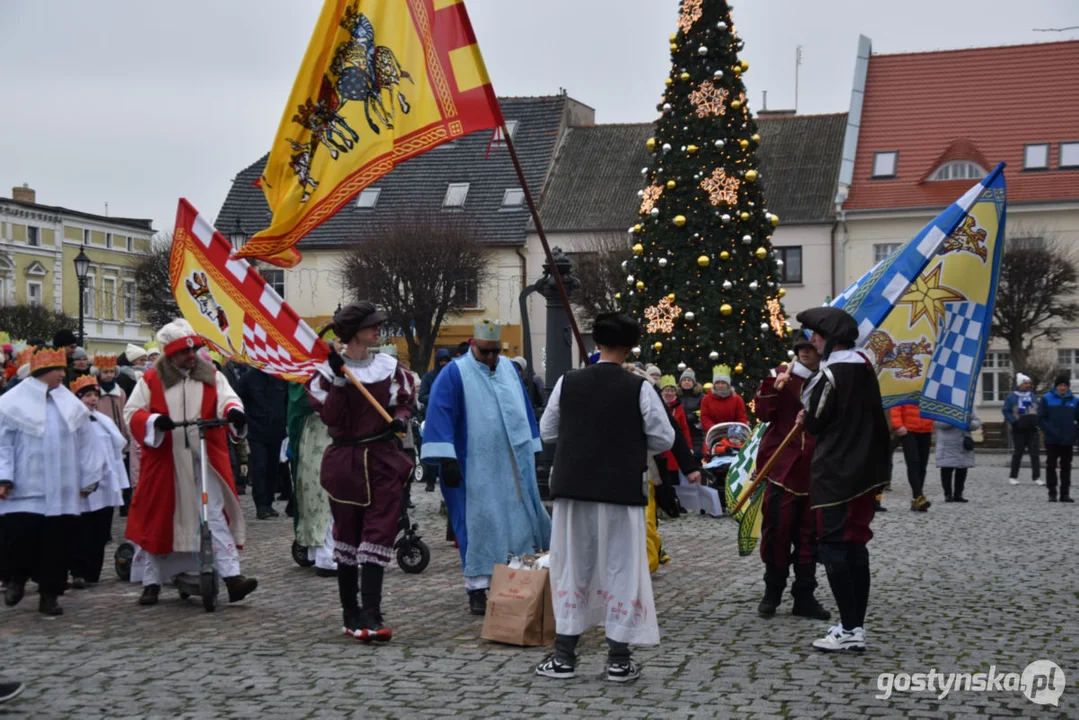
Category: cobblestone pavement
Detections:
[{"x1": 2, "y1": 455, "x2": 1077, "y2": 718}]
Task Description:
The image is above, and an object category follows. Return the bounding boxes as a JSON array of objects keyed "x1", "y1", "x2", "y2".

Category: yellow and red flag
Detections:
[
  {"x1": 171, "y1": 199, "x2": 332, "y2": 382},
  {"x1": 236, "y1": 0, "x2": 504, "y2": 267}
]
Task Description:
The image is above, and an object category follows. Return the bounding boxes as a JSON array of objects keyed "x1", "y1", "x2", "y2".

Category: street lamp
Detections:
[
  {"x1": 73, "y1": 247, "x2": 91, "y2": 346},
  {"x1": 228, "y1": 217, "x2": 249, "y2": 253}
]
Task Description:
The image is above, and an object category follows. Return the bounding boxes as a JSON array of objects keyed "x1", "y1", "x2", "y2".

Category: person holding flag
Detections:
[
  {"x1": 796, "y1": 307, "x2": 891, "y2": 653},
  {"x1": 753, "y1": 332, "x2": 829, "y2": 622}
]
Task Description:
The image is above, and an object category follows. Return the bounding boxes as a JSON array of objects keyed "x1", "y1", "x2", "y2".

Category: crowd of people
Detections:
[{"x1": 1, "y1": 300, "x2": 1073, "y2": 701}]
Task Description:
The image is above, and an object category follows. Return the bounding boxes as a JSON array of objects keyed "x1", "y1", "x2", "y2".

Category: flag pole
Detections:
[
  {"x1": 730, "y1": 424, "x2": 802, "y2": 514},
  {"x1": 500, "y1": 125, "x2": 590, "y2": 364}
]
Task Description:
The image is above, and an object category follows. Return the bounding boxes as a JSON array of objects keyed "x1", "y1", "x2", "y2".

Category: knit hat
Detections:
[
  {"x1": 72, "y1": 346, "x2": 89, "y2": 360},
  {"x1": 679, "y1": 368, "x2": 696, "y2": 382},
  {"x1": 1054, "y1": 374, "x2": 1070, "y2": 388},
  {"x1": 712, "y1": 364, "x2": 731, "y2": 385},
  {"x1": 512, "y1": 356, "x2": 527, "y2": 372},
  {"x1": 53, "y1": 329, "x2": 77, "y2": 349},
  {"x1": 659, "y1": 374, "x2": 677, "y2": 390},
  {"x1": 124, "y1": 343, "x2": 148, "y2": 363},
  {"x1": 644, "y1": 364, "x2": 662, "y2": 379},
  {"x1": 1016, "y1": 373, "x2": 1031, "y2": 387}
]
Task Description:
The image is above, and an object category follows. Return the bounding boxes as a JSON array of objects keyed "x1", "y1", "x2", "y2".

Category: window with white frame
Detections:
[
  {"x1": 355, "y1": 188, "x2": 381, "y2": 208},
  {"x1": 1060, "y1": 142, "x2": 1079, "y2": 169},
  {"x1": 123, "y1": 280, "x2": 138, "y2": 321},
  {"x1": 493, "y1": 119, "x2": 519, "y2": 143},
  {"x1": 102, "y1": 277, "x2": 117, "y2": 321},
  {"x1": 872, "y1": 151, "x2": 898, "y2": 178},
  {"x1": 263, "y1": 268, "x2": 286, "y2": 300},
  {"x1": 929, "y1": 160, "x2": 986, "y2": 181},
  {"x1": 980, "y1": 351, "x2": 1012, "y2": 403},
  {"x1": 83, "y1": 228, "x2": 90, "y2": 245},
  {"x1": 776, "y1": 246, "x2": 802, "y2": 284},
  {"x1": 443, "y1": 182, "x2": 470, "y2": 208},
  {"x1": 105, "y1": 232, "x2": 113, "y2": 249},
  {"x1": 873, "y1": 243, "x2": 901, "y2": 265},
  {"x1": 27, "y1": 281, "x2": 42, "y2": 307},
  {"x1": 0, "y1": 277, "x2": 9, "y2": 306},
  {"x1": 83, "y1": 274, "x2": 96, "y2": 318},
  {"x1": 126, "y1": 235, "x2": 135, "y2": 252},
  {"x1": 501, "y1": 188, "x2": 525, "y2": 208},
  {"x1": 1024, "y1": 143, "x2": 1049, "y2": 170},
  {"x1": 1058, "y1": 349, "x2": 1079, "y2": 376},
  {"x1": 27, "y1": 226, "x2": 39, "y2": 247}
]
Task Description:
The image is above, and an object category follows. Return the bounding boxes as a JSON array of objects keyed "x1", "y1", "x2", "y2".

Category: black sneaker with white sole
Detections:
[
  {"x1": 0, "y1": 679, "x2": 25, "y2": 704},
  {"x1": 606, "y1": 659, "x2": 641, "y2": 683},
  {"x1": 535, "y1": 654, "x2": 575, "y2": 679}
]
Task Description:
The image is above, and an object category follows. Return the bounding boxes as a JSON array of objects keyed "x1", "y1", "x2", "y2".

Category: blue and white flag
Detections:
[{"x1": 831, "y1": 163, "x2": 1007, "y2": 429}]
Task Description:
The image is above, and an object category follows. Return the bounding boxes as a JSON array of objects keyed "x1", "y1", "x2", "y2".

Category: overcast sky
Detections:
[{"x1": 2, "y1": 0, "x2": 1076, "y2": 232}]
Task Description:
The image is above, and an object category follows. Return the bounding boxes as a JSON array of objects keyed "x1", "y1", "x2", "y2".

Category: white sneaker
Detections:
[
  {"x1": 1035, "y1": 479, "x2": 1046, "y2": 486},
  {"x1": 812, "y1": 624, "x2": 866, "y2": 652},
  {"x1": 1008, "y1": 478, "x2": 1021, "y2": 485}
]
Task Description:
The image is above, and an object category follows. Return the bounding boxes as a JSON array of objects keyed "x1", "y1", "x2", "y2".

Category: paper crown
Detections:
[
  {"x1": 16, "y1": 346, "x2": 35, "y2": 367},
  {"x1": 30, "y1": 347, "x2": 67, "y2": 372},
  {"x1": 144, "y1": 340, "x2": 161, "y2": 353},
  {"x1": 712, "y1": 364, "x2": 732, "y2": 383},
  {"x1": 473, "y1": 320, "x2": 502, "y2": 342},
  {"x1": 70, "y1": 375, "x2": 100, "y2": 395},
  {"x1": 659, "y1": 374, "x2": 678, "y2": 390},
  {"x1": 208, "y1": 350, "x2": 224, "y2": 366},
  {"x1": 93, "y1": 353, "x2": 118, "y2": 370}
]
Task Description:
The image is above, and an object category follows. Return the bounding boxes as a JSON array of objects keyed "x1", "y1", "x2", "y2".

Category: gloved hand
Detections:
[
  {"x1": 440, "y1": 459, "x2": 463, "y2": 488},
  {"x1": 327, "y1": 350, "x2": 346, "y2": 377},
  {"x1": 153, "y1": 415, "x2": 176, "y2": 432},
  {"x1": 388, "y1": 418, "x2": 408, "y2": 436},
  {"x1": 227, "y1": 408, "x2": 247, "y2": 431}
]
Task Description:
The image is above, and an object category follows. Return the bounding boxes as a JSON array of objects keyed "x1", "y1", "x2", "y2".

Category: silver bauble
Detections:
[
  {"x1": 742, "y1": 234, "x2": 753, "y2": 244},
  {"x1": 632, "y1": 347, "x2": 642, "y2": 356},
  {"x1": 677, "y1": 362, "x2": 687, "y2": 371},
  {"x1": 640, "y1": 167, "x2": 649, "y2": 175},
  {"x1": 721, "y1": 213, "x2": 731, "y2": 223},
  {"x1": 663, "y1": 103, "x2": 672, "y2": 111},
  {"x1": 626, "y1": 275, "x2": 635, "y2": 285},
  {"x1": 714, "y1": 139, "x2": 726, "y2": 149},
  {"x1": 650, "y1": 208, "x2": 660, "y2": 217},
  {"x1": 621, "y1": 260, "x2": 628, "y2": 271},
  {"x1": 713, "y1": 68, "x2": 724, "y2": 79},
  {"x1": 722, "y1": 280, "x2": 733, "y2": 290},
  {"x1": 685, "y1": 312, "x2": 695, "y2": 321},
  {"x1": 749, "y1": 280, "x2": 759, "y2": 290},
  {"x1": 662, "y1": 143, "x2": 672, "y2": 152},
  {"x1": 697, "y1": 46, "x2": 709, "y2": 56},
  {"x1": 658, "y1": 258, "x2": 668, "y2": 268},
  {"x1": 717, "y1": 21, "x2": 728, "y2": 31},
  {"x1": 709, "y1": 351, "x2": 720, "y2": 361},
  {"x1": 761, "y1": 322, "x2": 770, "y2": 331}
]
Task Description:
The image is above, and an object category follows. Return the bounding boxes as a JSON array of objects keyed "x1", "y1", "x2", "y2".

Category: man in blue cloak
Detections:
[{"x1": 420, "y1": 320, "x2": 551, "y2": 615}]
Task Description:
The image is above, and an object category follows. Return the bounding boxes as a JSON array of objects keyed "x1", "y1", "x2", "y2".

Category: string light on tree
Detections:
[
  {"x1": 688, "y1": 80, "x2": 730, "y2": 118},
  {"x1": 700, "y1": 168, "x2": 741, "y2": 206},
  {"x1": 639, "y1": 184, "x2": 664, "y2": 215},
  {"x1": 644, "y1": 296, "x2": 683, "y2": 334}
]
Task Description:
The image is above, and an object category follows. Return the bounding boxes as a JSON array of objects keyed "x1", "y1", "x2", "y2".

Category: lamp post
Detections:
[
  {"x1": 73, "y1": 247, "x2": 91, "y2": 346},
  {"x1": 228, "y1": 218, "x2": 249, "y2": 253}
]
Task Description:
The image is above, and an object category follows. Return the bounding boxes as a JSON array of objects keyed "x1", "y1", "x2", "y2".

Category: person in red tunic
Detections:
[
  {"x1": 123, "y1": 319, "x2": 257, "y2": 607},
  {"x1": 307, "y1": 301, "x2": 415, "y2": 641},
  {"x1": 753, "y1": 333, "x2": 830, "y2": 621}
]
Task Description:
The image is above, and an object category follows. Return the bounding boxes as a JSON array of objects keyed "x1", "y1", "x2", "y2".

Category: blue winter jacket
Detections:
[{"x1": 1037, "y1": 390, "x2": 1079, "y2": 446}]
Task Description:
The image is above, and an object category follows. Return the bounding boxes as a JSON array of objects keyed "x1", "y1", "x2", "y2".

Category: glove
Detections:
[
  {"x1": 440, "y1": 459, "x2": 463, "y2": 488},
  {"x1": 327, "y1": 350, "x2": 346, "y2": 377},
  {"x1": 227, "y1": 408, "x2": 247, "y2": 431},
  {"x1": 153, "y1": 415, "x2": 176, "y2": 432},
  {"x1": 388, "y1": 418, "x2": 408, "y2": 436}
]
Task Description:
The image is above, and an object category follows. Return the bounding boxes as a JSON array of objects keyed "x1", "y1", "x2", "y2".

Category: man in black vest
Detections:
[
  {"x1": 535, "y1": 313, "x2": 675, "y2": 684},
  {"x1": 796, "y1": 307, "x2": 891, "y2": 653}
]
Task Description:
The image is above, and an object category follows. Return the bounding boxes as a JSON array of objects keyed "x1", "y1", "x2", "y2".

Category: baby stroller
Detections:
[{"x1": 701, "y1": 422, "x2": 752, "y2": 512}]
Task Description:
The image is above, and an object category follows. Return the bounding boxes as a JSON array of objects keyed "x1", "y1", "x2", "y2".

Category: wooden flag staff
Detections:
[{"x1": 730, "y1": 424, "x2": 803, "y2": 514}]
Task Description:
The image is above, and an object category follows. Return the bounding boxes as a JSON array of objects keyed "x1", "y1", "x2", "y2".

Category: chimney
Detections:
[{"x1": 12, "y1": 183, "x2": 35, "y2": 204}]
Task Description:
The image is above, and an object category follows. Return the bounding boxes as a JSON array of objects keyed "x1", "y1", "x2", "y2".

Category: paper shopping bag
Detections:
[{"x1": 481, "y1": 562, "x2": 555, "y2": 646}]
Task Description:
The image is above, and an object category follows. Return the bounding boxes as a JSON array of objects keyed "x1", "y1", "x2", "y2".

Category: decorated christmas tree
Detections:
[{"x1": 621, "y1": 0, "x2": 791, "y2": 399}]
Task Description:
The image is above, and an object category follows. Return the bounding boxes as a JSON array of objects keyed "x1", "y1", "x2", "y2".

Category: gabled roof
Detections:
[
  {"x1": 845, "y1": 40, "x2": 1079, "y2": 211},
  {"x1": 537, "y1": 112, "x2": 848, "y2": 232},
  {"x1": 216, "y1": 95, "x2": 572, "y2": 247}
]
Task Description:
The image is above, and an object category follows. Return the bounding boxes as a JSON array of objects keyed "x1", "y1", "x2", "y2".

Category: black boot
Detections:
[
  {"x1": 38, "y1": 594, "x2": 62, "y2": 616},
  {"x1": 4, "y1": 578, "x2": 25, "y2": 607},
  {"x1": 338, "y1": 564, "x2": 361, "y2": 637},
  {"x1": 791, "y1": 563, "x2": 832, "y2": 621},
  {"x1": 757, "y1": 565, "x2": 787, "y2": 617},
  {"x1": 224, "y1": 575, "x2": 259, "y2": 603},
  {"x1": 953, "y1": 475, "x2": 968, "y2": 502},
  {"x1": 941, "y1": 475, "x2": 953, "y2": 502},
  {"x1": 355, "y1": 607, "x2": 393, "y2": 642},
  {"x1": 138, "y1": 584, "x2": 160, "y2": 606},
  {"x1": 468, "y1": 588, "x2": 488, "y2": 615}
]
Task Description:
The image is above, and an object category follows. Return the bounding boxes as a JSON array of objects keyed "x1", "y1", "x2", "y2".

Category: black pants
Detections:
[
  {"x1": 69, "y1": 507, "x2": 114, "y2": 583},
  {"x1": 901, "y1": 432, "x2": 932, "y2": 498},
  {"x1": 0, "y1": 513, "x2": 76, "y2": 596},
  {"x1": 940, "y1": 468, "x2": 968, "y2": 499},
  {"x1": 554, "y1": 633, "x2": 630, "y2": 667},
  {"x1": 1046, "y1": 444, "x2": 1073, "y2": 497},
  {"x1": 817, "y1": 542, "x2": 870, "y2": 632},
  {"x1": 1010, "y1": 429, "x2": 1041, "y2": 481},
  {"x1": 248, "y1": 439, "x2": 279, "y2": 510}
]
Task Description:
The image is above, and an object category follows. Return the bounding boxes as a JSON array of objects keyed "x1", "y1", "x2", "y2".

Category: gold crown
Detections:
[
  {"x1": 30, "y1": 347, "x2": 67, "y2": 372},
  {"x1": 16, "y1": 346, "x2": 35, "y2": 367},
  {"x1": 93, "y1": 353, "x2": 118, "y2": 370},
  {"x1": 70, "y1": 375, "x2": 100, "y2": 395}
]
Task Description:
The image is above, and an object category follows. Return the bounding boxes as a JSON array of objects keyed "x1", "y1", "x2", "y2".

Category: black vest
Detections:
[{"x1": 549, "y1": 363, "x2": 649, "y2": 506}]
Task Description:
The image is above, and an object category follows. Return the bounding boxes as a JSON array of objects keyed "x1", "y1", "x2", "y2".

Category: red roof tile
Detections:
[{"x1": 845, "y1": 40, "x2": 1079, "y2": 211}]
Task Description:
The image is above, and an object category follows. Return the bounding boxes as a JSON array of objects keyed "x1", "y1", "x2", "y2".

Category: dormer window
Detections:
[
  {"x1": 355, "y1": 188, "x2": 380, "y2": 208},
  {"x1": 872, "y1": 151, "x2": 898, "y2": 178},
  {"x1": 501, "y1": 188, "x2": 525, "y2": 208},
  {"x1": 443, "y1": 182, "x2": 470, "y2": 208},
  {"x1": 1060, "y1": 142, "x2": 1079, "y2": 169},
  {"x1": 493, "y1": 120, "x2": 519, "y2": 143},
  {"x1": 1024, "y1": 143, "x2": 1049, "y2": 170},
  {"x1": 929, "y1": 160, "x2": 986, "y2": 181}
]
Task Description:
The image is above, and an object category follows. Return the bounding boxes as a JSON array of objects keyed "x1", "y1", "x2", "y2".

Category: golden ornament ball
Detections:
[
  {"x1": 732, "y1": 65, "x2": 742, "y2": 75},
  {"x1": 646, "y1": 137, "x2": 656, "y2": 150},
  {"x1": 720, "y1": 250, "x2": 730, "y2": 260},
  {"x1": 697, "y1": 255, "x2": 711, "y2": 268},
  {"x1": 633, "y1": 223, "x2": 642, "y2": 232},
  {"x1": 720, "y1": 303, "x2": 733, "y2": 316},
  {"x1": 669, "y1": 43, "x2": 678, "y2": 52},
  {"x1": 770, "y1": 214, "x2": 780, "y2": 227},
  {"x1": 679, "y1": 72, "x2": 690, "y2": 81},
  {"x1": 667, "y1": 293, "x2": 676, "y2": 302},
  {"x1": 632, "y1": 243, "x2": 644, "y2": 255},
  {"x1": 687, "y1": 144, "x2": 699, "y2": 154},
  {"x1": 745, "y1": 169, "x2": 758, "y2": 181},
  {"x1": 739, "y1": 139, "x2": 750, "y2": 149},
  {"x1": 734, "y1": 363, "x2": 744, "y2": 374},
  {"x1": 752, "y1": 133, "x2": 761, "y2": 143},
  {"x1": 755, "y1": 246, "x2": 767, "y2": 259},
  {"x1": 703, "y1": 382, "x2": 714, "y2": 391},
  {"x1": 673, "y1": 215, "x2": 687, "y2": 227},
  {"x1": 614, "y1": 292, "x2": 622, "y2": 300},
  {"x1": 666, "y1": 180, "x2": 676, "y2": 189},
  {"x1": 740, "y1": 60, "x2": 750, "y2": 71},
  {"x1": 740, "y1": 211, "x2": 751, "y2": 221},
  {"x1": 636, "y1": 280, "x2": 645, "y2": 291},
  {"x1": 665, "y1": 77, "x2": 674, "y2": 87},
  {"x1": 730, "y1": 99, "x2": 742, "y2": 110},
  {"x1": 777, "y1": 287, "x2": 787, "y2": 298},
  {"x1": 653, "y1": 341, "x2": 664, "y2": 351},
  {"x1": 669, "y1": 33, "x2": 677, "y2": 41}
]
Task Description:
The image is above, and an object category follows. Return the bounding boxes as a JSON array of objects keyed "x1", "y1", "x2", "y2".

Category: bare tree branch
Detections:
[
  {"x1": 568, "y1": 233, "x2": 633, "y2": 325},
  {"x1": 990, "y1": 227, "x2": 1079, "y2": 374},
  {"x1": 133, "y1": 243, "x2": 180, "y2": 329},
  {"x1": 337, "y1": 213, "x2": 491, "y2": 370}
]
